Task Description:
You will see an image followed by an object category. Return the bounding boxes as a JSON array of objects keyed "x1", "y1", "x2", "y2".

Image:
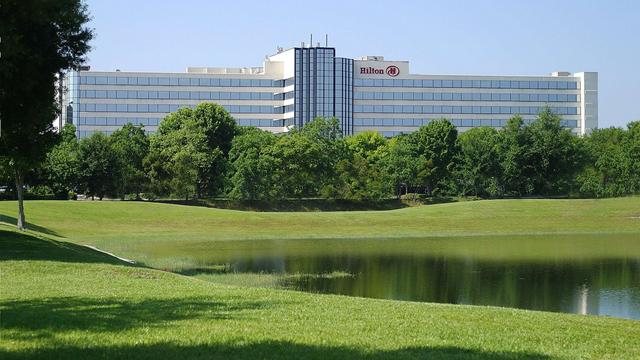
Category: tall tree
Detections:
[
  {"x1": 110, "y1": 123, "x2": 150, "y2": 199},
  {"x1": 380, "y1": 135, "x2": 420, "y2": 197},
  {"x1": 408, "y1": 119, "x2": 459, "y2": 195},
  {"x1": 0, "y1": 0, "x2": 93, "y2": 229},
  {"x1": 43, "y1": 124, "x2": 80, "y2": 198},
  {"x1": 77, "y1": 133, "x2": 120, "y2": 200},
  {"x1": 498, "y1": 115, "x2": 532, "y2": 196},
  {"x1": 523, "y1": 108, "x2": 585, "y2": 195},
  {"x1": 456, "y1": 127, "x2": 502, "y2": 197},
  {"x1": 145, "y1": 104, "x2": 237, "y2": 199},
  {"x1": 227, "y1": 127, "x2": 278, "y2": 200},
  {"x1": 335, "y1": 131, "x2": 389, "y2": 200},
  {"x1": 627, "y1": 121, "x2": 640, "y2": 193},
  {"x1": 577, "y1": 127, "x2": 634, "y2": 197}
]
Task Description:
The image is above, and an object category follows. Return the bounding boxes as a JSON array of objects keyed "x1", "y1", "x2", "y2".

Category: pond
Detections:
[{"x1": 134, "y1": 233, "x2": 640, "y2": 320}]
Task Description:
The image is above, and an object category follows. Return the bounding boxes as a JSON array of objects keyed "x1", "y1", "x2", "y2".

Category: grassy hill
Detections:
[
  {"x1": 1, "y1": 198, "x2": 640, "y2": 359},
  {"x1": 1, "y1": 197, "x2": 639, "y2": 242}
]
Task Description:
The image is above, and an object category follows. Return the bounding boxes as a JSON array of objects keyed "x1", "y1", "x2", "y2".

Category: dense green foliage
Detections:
[
  {"x1": 4, "y1": 104, "x2": 640, "y2": 201},
  {"x1": 0, "y1": 0, "x2": 93, "y2": 228},
  {"x1": 145, "y1": 104, "x2": 237, "y2": 199}
]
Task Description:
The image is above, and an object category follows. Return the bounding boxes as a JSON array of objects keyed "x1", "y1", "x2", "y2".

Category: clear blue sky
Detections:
[{"x1": 84, "y1": 0, "x2": 639, "y2": 128}]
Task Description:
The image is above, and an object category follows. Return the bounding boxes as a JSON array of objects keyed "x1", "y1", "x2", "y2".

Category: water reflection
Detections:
[{"x1": 225, "y1": 255, "x2": 640, "y2": 320}]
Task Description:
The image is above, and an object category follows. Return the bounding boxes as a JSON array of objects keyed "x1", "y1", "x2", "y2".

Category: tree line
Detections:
[{"x1": 4, "y1": 103, "x2": 639, "y2": 201}]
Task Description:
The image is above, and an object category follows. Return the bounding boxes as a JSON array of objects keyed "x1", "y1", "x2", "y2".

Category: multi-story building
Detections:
[{"x1": 60, "y1": 43, "x2": 597, "y2": 138}]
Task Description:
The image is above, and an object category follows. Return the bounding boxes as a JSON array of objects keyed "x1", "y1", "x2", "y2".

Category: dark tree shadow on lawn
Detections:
[
  {"x1": 0, "y1": 296, "x2": 553, "y2": 359},
  {"x1": 0, "y1": 214, "x2": 63, "y2": 237},
  {"x1": 0, "y1": 230, "x2": 129, "y2": 265},
  {"x1": 0, "y1": 296, "x2": 273, "y2": 336},
  {"x1": 0, "y1": 341, "x2": 553, "y2": 360}
]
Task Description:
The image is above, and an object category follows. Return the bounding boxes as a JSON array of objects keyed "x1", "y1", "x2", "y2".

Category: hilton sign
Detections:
[{"x1": 359, "y1": 65, "x2": 400, "y2": 77}]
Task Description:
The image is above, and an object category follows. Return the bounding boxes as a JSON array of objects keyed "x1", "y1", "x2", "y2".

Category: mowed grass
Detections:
[
  {"x1": 1, "y1": 232, "x2": 640, "y2": 360},
  {"x1": 1, "y1": 198, "x2": 639, "y2": 268},
  {"x1": 1, "y1": 198, "x2": 640, "y2": 359},
  {"x1": 1, "y1": 197, "x2": 639, "y2": 243}
]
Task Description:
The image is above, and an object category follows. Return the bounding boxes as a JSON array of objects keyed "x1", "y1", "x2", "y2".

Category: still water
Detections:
[{"x1": 141, "y1": 234, "x2": 640, "y2": 320}]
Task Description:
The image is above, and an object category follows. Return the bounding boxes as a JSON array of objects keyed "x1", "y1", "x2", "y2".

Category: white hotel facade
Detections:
[{"x1": 61, "y1": 44, "x2": 597, "y2": 138}]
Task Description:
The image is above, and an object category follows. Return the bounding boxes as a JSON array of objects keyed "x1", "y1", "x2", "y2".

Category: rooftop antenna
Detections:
[
  {"x1": 325, "y1": 34, "x2": 328, "y2": 47},
  {"x1": 310, "y1": 34, "x2": 313, "y2": 47}
]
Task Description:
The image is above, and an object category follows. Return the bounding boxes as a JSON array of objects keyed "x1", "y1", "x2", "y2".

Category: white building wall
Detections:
[{"x1": 61, "y1": 45, "x2": 597, "y2": 138}]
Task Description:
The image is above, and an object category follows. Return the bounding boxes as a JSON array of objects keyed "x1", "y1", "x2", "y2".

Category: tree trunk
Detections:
[{"x1": 15, "y1": 170, "x2": 26, "y2": 231}]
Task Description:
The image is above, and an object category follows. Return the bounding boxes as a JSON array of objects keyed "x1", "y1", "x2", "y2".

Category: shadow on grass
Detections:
[
  {"x1": 0, "y1": 214, "x2": 63, "y2": 237},
  {"x1": 0, "y1": 230, "x2": 127, "y2": 265},
  {"x1": 0, "y1": 341, "x2": 552, "y2": 360},
  {"x1": 0, "y1": 296, "x2": 272, "y2": 336},
  {"x1": 156, "y1": 198, "x2": 414, "y2": 212}
]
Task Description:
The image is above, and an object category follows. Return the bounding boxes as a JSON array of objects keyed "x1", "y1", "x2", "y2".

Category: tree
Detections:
[
  {"x1": 456, "y1": 127, "x2": 502, "y2": 197},
  {"x1": 110, "y1": 123, "x2": 150, "y2": 199},
  {"x1": 577, "y1": 127, "x2": 634, "y2": 197},
  {"x1": 627, "y1": 121, "x2": 640, "y2": 192},
  {"x1": 380, "y1": 135, "x2": 420, "y2": 198},
  {"x1": 145, "y1": 104, "x2": 237, "y2": 199},
  {"x1": 227, "y1": 127, "x2": 278, "y2": 200},
  {"x1": 407, "y1": 119, "x2": 459, "y2": 195},
  {"x1": 77, "y1": 133, "x2": 120, "y2": 200},
  {"x1": 497, "y1": 115, "x2": 532, "y2": 196},
  {"x1": 43, "y1": 124, "x2": 80, "y2": 198},
  {"x1": 345, "y1": 131, "x2": 387, "y2": 163},
  {"x1": 523, "y1": 108, "x2": 585, "y2": 195},
  {"x1": 268, "y1": 131, "x2": 326, "y2": 198},
  {"x1": 334, "y1": 131, "x2": 389, "y2": 200},
  {"x1": 0, "y1": 0, "x2": 93, "y2": 229}
]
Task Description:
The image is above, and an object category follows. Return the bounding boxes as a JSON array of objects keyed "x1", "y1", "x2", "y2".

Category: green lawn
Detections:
[
  {"x1": 1, "y1": 197, "x2": 639, "y2": 242},
  {"x1": 1, "y1": 198, "x2": 640, "y2": 359}
]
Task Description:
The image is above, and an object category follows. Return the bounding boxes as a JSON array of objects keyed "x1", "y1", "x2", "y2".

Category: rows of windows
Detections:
[
  {"x1": 78, "y1": 117, "x2": 284, "y2": 128},
  {"x1": 294, "y1": 47, "x2": 338, "y2": 126},
  {"x1": 78, "y1": 130, "x2": 118, "y2": 138},
  {"x1": 236, "y1": 119, "x2": 283, "y2": 127},
  {"x1": 78, "y1": 103, "x2": 279, "y2": 114},
  {"x1": 354, "y1": 104, "x2": 578, "y2": 116},
  {"x1": 354, "y1": 78, "x2": 578, "y2": 90},
  {"x1": 78, "y1": 117, "x2": 162, "y2": 126},
  {"x1": 354, "y1": 92, "x2": 578, "y2": 102},
  {"x1": 354, "y1": 118, "x2": 578, "y2": 128},
  {"x1": 80, "y1": 75, "x2": 282, "y2": 87},
  {"x1": 79, "y1": 89, "x2": 279, "y2": 101}
]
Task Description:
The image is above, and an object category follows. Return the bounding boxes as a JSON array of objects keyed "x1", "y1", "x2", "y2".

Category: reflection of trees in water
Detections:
[{"x1": 231, "y1": 255, "x2": 640, "y2": 317}]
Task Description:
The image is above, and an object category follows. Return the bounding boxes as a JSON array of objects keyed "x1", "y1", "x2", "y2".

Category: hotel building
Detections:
[{"x1": 60, "y1": 43, "x2": 597, "y2": 138}]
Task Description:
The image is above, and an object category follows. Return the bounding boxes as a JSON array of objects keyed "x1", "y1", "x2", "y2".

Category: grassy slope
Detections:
[
  {"x1": 1, "y1": 232, "x2": 639, "y2": 360},
  {"x1": 1, "y1": 197, "x2": 639, "y2": 242},
  {"x1": 1, "y1": 198, "x2": 639, "y2": 267},
  {"x1": 2, "y1": 199, "x2": 640, "y2": 359}
]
